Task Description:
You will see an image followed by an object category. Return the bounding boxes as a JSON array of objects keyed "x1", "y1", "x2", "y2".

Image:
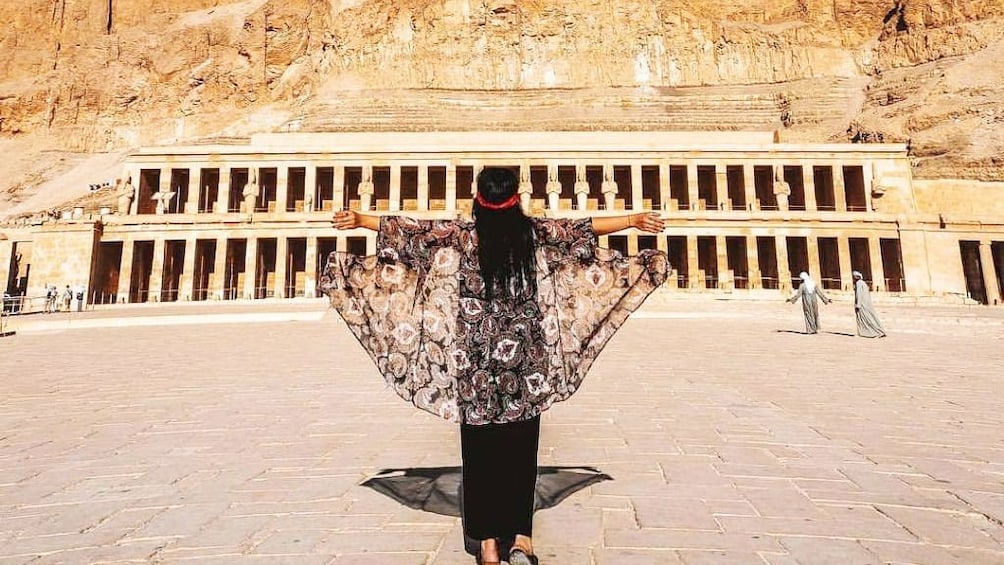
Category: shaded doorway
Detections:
[
  {"x1": 843, "y1": 166, "x2": 867, "y2": 212},
  {"x1": 726, "y1": 165, "x2": 745, "y2": 209},
  {"x1": 817, "y1": 237, "x2": 841, "y2": 290},
  {"x1": 993, "y1": 242, "x2": 1004, "y2": 302},
  {"x1": 229, "y1": 168, "x2": 248, "y2": 213},
  {"x1": 347, "y1": 236, "x2": 368, "y2": 256},
  {"x1": 669, "y1": 166, "x2": 689, "y2": 210},
  {"x1": 641, "y1": 166, "x2": 660, "y2": 211},
  {"x1": 193, "y1": 240, "x2": 217, "y2": 301},
  {"x1": 285, "y1": 238, "x2": 307, "y2": 298},
  {"x1": 754, "y1": 166, "x2": 775, "y2": 210},
  {"x1": 783, "y1": 166, "x2": 805, "y2": 211},
  {"x1": 343, "y1": 166, "x2": 361, "y2": 210},
  {"x1": 198, "y1": 168, "x2": 220, "y2": 213},
  {"x1": 813, "y1": 166, "x2": 836, "y2": 211},
  {"x1": 137, "y1": 170, "x2": 159, "y2": 214},
  {"x1": 960, "y1": 241, "x2": 986, "y2": 304},
  {"x1": 880, "y1": 238, "x2": 906, "y2": 292},
  {"x1": 666, "y1": 236, "x2": 688, "y2": 288},
  {"x1": 169, "y1": 169, "x2": 189, "y2": 213},
  {"x1": 400, "y1": 166, "x2": 419, "y2": 211},
  {"x1": 607, "y1": 235, "x2": 628, "y2": 256},
  {"x1": 786, "y1": 236, "x2": 809, "y2": 288},
  {"x1": 287, "y1": 167, "x2": 306, "y2": 212},
  {"x1": 612, "y1": 166, "x2": 633, "y2": 210},
  {"x1": 848, "y1": 238, "x2": 872, "y2": 287},
  {"x1": 257, "y1": 168, "x2": 278, "y2": 212},
  {"x1": 756, "y1": 237, "x2": 779, "y2": 289},
  {"x1": 697, "y1": 166, "x2": 717, "y2": 210},
  {"x1": 697, "y1": 236, "x2": 718, "y2": 289},
  {"x1": 255, "y1": 238, "x2": 277, "y2": 299},
  {"x1": 429, "y1": 167, "x2": 447, "y2": 210},
  {"x1": 90, "y1": 241, "x2": 122, "y2": 305},
  {"x1": 160, "y1": 240, "x2": 186, "y2": 302},
  {"x1": 129, "y1": 241, "x2": 155, "y2": 303},
  {"x1": 224, "y1": 239, "x2": 247, "y2": 300},
  {"x1": 726, "y1": 236, "x2": 749, "y2": 289},
  {"x1": 316, "y1": 167, "x2": 335, "y2": 211}
]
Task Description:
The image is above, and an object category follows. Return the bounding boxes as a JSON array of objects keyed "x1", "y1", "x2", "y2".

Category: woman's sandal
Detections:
[
  {"x1": 508, "y1": 548, "x2": 540, "y2": 565},
  {"x1": 475, "y1": 539, "x2": 502, "y2": 565}
]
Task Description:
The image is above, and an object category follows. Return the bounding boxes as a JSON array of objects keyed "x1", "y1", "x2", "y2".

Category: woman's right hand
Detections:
[
  {"x1": 630, "y1": 212, "x2": 665, "y2": 233},
  {"x1": 332, "y1": 210, "x2": 359, "y2": 230}
]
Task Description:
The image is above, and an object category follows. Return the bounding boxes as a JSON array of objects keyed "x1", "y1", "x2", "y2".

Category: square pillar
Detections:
[
  {"x1": 185, "y1": 167, "x2": 200, "y2": 213},
  {"x1": 332, "y1": 165, "x2": 345, "y2": 211},
  {"x1": 304, "y1": 165, "x2": 317, "y2": 212},
  {"x1": 686, "y1": 163, "x2": 699, "y2": 211},
  {"x1": 743, "y1": 164, "x2": 757, "y2": 212},
  {"x1": 980, "y1": 241, "x2": 1003, "y2": 306},
  {"x1": 745, "y1": 236, "x2": 761, "y2": 289},
  {"x1": 418, "y1": 165, "x2": 430, "y2": 210},
  {"x1": 365, "y1": 234, "x2": 377, "y2": 255},
  {"x1": 868, "y1": 237, "x2": 885, "y2": 292},
  {"x1": 716, "y1": 235, "x2": 729, "y2": 289},
  {"x1": 862, "y1": 163, "x2": 875, "y2": 212},
  {"x1": 147, "y1": 239, "x2": 166, "y2": 301},
  {"x1": 116, "y1": 239, "x2": 134, "y2": 303},
  {"x1": 802, "y1": 165, "x2": 817, "y2": 212},
  {"x1": 216, "y1": 166, "x2": 231, "y2": 214},
  {"x1": 210, "y1": 237, "x2": 228, "y2": 299},
  {"x1": 807, "y1": 236, "x2": 822, "y2": 284},
  {"x1": 776, "y1": 235, "x2": 791, "y2": 292},
  {"x1": 243, "y1": 237, "x2": 258, "y2": 300},
  {"x1": 658, "y1": 163, "x2": 670, "y2": 210},
  {"x1": 630, "y1": 164, "x2": 643, "y2": 211},
  {"x1": 305, "y1": 237, "x2": 318, "y2": 298},
  {"x1": 446, "y1": 164, "x2": 458, "y2": 212},
  {"x1": 627, "y1": 235, "x2": 639, "y2": 255},
  {"x1": 837, "y1": 236, "x2": 854, "y2": 291},
  {"x1": 275, "y1": 166, "x2": 289, "y2": 214},
  {"x1": 389, "y1": 164, "x2": 402, "y2": 212},
  {"x1": 686, "y1": 236, "x2": 699, "y2": 289},
  {"x1": 274, "y1": 237, "x2": 288, "y2": 299},
  {"x1": 179, "y1": 237, "x2": 197, "y2": 301},
  {"x1": 832, "y1": 164, "x2": 847, "y2": 212},
  {"x1": 336, "y1": 236, "x2": 348, "y2": 253}
]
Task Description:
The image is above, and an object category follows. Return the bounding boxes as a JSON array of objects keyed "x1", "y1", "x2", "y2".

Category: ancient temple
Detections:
[{"x1": 2, "y1": 131, "x2": 1003, "y2": 307}]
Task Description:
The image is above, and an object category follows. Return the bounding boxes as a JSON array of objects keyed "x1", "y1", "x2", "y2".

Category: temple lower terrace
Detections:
[{"x1": 2, "y1": 131, "x2": 1003, "y2": 308}]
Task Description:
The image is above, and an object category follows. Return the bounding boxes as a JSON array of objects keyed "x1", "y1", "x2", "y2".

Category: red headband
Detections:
[{"x1": 475, "y1": 191, "x2": 520, "y2": 210}]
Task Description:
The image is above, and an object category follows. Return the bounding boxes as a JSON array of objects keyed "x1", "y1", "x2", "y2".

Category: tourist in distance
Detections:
[
  {"x1": 324, "y1": 167, "x2": 668, "y2": 565},
  {"x1": 853, "y1": 270, "x2": 887, "y2": 337},
  {"x1": 786, "y1": 271, "x2": 832, "y2": 334}
]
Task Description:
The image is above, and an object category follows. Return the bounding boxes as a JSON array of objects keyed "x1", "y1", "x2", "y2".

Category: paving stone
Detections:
[{"x1": 2, "y1": 299, "x2": 1004, "y2": 562}]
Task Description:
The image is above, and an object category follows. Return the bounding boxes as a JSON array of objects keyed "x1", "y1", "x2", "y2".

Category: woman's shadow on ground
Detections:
[{"x1": 775, "y1": 329, "x2": 856, "y2": 337}]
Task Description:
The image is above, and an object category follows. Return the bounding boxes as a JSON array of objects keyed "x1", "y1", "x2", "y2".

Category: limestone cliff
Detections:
[{"x1": 1, "y1": 0, "x2": 1002, "y2": 216}]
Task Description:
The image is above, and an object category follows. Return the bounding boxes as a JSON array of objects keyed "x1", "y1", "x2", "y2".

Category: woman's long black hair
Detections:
[{"x1": 473, "y1": 167, "x2": 536, "y2": 301}]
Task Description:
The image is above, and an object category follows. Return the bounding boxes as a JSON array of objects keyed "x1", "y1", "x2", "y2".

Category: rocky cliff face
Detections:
[{"x1": 1, "y1": 0, "x2": 1002, "y2": 215}]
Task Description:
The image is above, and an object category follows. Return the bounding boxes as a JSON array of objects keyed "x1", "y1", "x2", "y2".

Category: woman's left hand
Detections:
[{"x1": 631, "y1": 212, "x2": 665, "y2": 233}]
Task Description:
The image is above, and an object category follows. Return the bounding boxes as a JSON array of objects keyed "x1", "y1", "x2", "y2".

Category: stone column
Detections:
[
  {"x1": 336, "y1": 236, "x2": 348, "y2": 253},
  {"x1": 217, "y1": 166, "x2": 231, "y2": 214},
  {"x1": 832, "y1": 164, "x2": 847, "y2": 212},
  {"x1": 743, "y1": 164, "x2": 757, "y2": 211},
  {"x1": 716, "y1": 235, "x2": 730, "y2": 289},
  {"x1": 445, "y1": 164, "x2": 458, "y2": 212},
  {"x1": 185, "y1": 167, "x2": 199, "y2": 214},
  {"x1": 862, "y1": 162, "x2": 875, "y2": 212},
  {"x1": 274, "y1": 237, "x2": 288, "y2": 299},
  {"x1": 305, "y1": 236, "x2": 318, "y2": 298},
  {"x1": 776, "y1": 235, "x2": 791, "y2": 292},
  {"x1": 417, "y1": 165, "x2": 430, "y2": 210},
  {"x1": 148, "y1": 238, "x2": 166, "y2": 301},
  {"x1": 627, "y1": 235, "x2": 639, "y2": 255},
  {"x1": 179, "y1": 237, "x2": 197, "y2": 301},
  {"x1": 802, "y1": 165, "x2": 817, "y2": 212},
  {"x1": 715, "y1": 165, "x2": 729, "y2": 210},
  {"x1": 389, "y1": 164, "x2": 402, "y2": 212},
  {"x1": 658, "y1": 163, "x2": 670, "y2": 210},
  {"x1": 304, "y1": 165, "x2": 317, "y2": 212},
  {"x1": 333, "y1": 165, "x2": 345, "y2": 211},
  {"x1": 117, "y1": 239, "x2": 134, "y2": 303},
  {"x1": 868, "y1": 237, "x2": 885, "y2": 292},
  {"x1": 275, "y1": 166, "x2": 289, "y2": 213},
  {"x1": 365, "y1": 234, "x2": 377, "y2": 255},
  {"x1": 631, "y1": 164, "x2": 643, "y2": 211},
  {"x1": 980, "y1": 242, "x2": 1002, "y2": 306},
  {"x1": 807, "y1": 236, "x2": 822, "y2": 285},
  {"x1": 837, "y1": 236, "x2": 854, "y2": 291},
  {"x1": 686, "y1": 163, "x2": 699, "y2": 211},
  {"x1": 687, "y1": 236, "x2": 699, "y2": 289},
  {"x1": 210, "y1": 237, "x2": 228, "y2": 299},
  {"x1": 243, "y1": 237, "x2": 258, "y2": 300},
  {"x1": 745, "y1": 236, "x2": 761, "y2": 289}
]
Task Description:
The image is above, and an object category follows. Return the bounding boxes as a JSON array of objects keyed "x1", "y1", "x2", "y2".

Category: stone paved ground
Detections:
[{"x1": 2, "y1": 298, "x2": 1004, "y2": 564}]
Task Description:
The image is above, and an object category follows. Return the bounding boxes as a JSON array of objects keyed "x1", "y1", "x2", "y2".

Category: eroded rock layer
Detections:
[{"x1": 1, "y1": 0, "x2": 1003, "y2": 213}]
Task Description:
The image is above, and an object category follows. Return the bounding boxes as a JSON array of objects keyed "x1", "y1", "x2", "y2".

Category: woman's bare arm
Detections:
[
  {"x1": 332, "y1": 210, "x2": 380, "y2": 231},
  {"x1": 591, "y1": 212, "x2": 665, "y2": 235}
]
